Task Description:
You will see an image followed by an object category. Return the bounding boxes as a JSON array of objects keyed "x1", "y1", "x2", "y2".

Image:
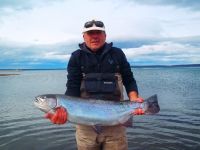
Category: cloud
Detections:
[
  {"x1": 0, "y1": 0, "x2": 83, "y2": 44},
  {"x1": 0, "y1": 0, "x2": 200, "y2": 68},
  {"x1": 123, "y1": 39, "x2": 200, "y2": 65},
  {"x1": 0, "y1": 0, "x2": 200, "y2": 44},
  {"x1": 0, "y1": 0, "x2": 34, "y2": 10},
  {"x1": 1, "y1": 0, "x2": 199, "y2": 15},
  {"x1": 0, "y1": 0, "x2": 64, "y2": 11},
  {"x1": 0, "y1": 42, "x2": 73, "y2": 69},
  {"x1": 1, "y1": 36, "x2": 200, "y2": 69},
  {"x1": 43, "y1": 52, "x2": 71, "y2": 62},
  {"x1": 131, "y1": 0, "x2": 200, "y2": 11}
]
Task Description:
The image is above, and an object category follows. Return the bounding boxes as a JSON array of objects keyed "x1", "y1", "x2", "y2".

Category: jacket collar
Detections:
[{"x1": 79, "y1": 42, "x2": 113, "y2": 55}]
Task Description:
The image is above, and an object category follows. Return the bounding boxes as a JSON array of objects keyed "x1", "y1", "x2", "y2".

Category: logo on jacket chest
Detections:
[{"x1": 108, "y1": 58, "x2": 114, "y2": 64}]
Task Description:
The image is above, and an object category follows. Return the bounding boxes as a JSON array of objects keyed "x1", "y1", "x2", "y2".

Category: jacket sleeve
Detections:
[
  {"x1": 65, "y1": 51, "x2": 82, "y2": 97},
  {"x1": 117, "y1": 49, "x2": 138, "y2": 94}
]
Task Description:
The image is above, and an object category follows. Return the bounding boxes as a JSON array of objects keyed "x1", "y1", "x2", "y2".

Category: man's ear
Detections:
[{"x1": 103, "y1": 31, "x2": 106, "y2": 38}]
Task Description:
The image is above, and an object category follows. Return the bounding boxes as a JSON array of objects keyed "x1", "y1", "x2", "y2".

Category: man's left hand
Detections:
[{"x1": 45, "y1": 107, "x2": 67, "y2": 124}]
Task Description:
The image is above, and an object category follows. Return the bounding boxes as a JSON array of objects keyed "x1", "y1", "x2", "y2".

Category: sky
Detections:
[{"x1": 0, "y1": 0, "x2": 200, "y2": 69}]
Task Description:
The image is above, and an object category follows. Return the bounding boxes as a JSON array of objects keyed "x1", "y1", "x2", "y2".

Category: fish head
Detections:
[{"x1": 34, "y1": 94, "x2": 59, "y2": 113}]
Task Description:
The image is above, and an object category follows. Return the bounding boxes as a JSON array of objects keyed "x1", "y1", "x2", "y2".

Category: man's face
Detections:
[{"x1": 83, "y1": 30, "x2": 106, "y2": 52}]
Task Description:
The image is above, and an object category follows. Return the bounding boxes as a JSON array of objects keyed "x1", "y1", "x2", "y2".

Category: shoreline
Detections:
[
  {"x1": 0, "y1": 64, "x2": 200, "y2": 71},
  {"x1": 0, "y1": 74, "x2": 20, "y2": 76}
]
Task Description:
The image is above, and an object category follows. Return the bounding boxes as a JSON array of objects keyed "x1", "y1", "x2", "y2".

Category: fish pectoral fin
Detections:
[
  {"x1": 121, "y1": 116, "x2": 133, "y2": 127},
  {"x1": 93, "y1": 125, "x2": 103, "y2": 134}
]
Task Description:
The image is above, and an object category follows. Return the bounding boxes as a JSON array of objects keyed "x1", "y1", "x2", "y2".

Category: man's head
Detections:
[{"x1": 82, "y1": 20, "x2": 106, "y2": 52}]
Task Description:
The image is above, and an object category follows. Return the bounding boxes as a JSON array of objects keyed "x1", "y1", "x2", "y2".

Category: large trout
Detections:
[{"x1": 34, "y1": 94, "x2": 160, "y2": 126}]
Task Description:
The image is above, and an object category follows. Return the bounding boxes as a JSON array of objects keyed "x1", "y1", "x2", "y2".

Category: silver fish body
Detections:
[{"x1": 34, "y1": 94, "x2": 160, "y2": 126}]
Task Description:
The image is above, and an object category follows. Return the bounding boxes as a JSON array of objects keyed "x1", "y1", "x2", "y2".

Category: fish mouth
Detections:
[
  {"x1": 34, "y1": 96, "x2": 44, "y2": 105},
  {"x1": 34, "y1": 96, "x2": 49, "y2": 113},
  {"x1": 34, "y1": 96, "x2": 41, "y2": 105}
]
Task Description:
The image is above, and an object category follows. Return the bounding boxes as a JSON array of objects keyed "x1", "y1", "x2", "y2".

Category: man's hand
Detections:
[
  {"x1": 128, "y1": 91, "x2": 144, "y2": 103},
  {"x1": 45, "y1": 107, "x2": 67, "y2": 124},
  {"x1": 133, "y1": 108, "x2": 145, "y2": 115},
  {"x1": 131, "y1": 97, "x2": 144, "y2": 103}
]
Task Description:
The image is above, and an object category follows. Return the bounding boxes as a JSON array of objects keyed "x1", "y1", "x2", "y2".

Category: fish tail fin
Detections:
[{"x1": 144, "y1": 94, "x2": 160, "y2": 114}]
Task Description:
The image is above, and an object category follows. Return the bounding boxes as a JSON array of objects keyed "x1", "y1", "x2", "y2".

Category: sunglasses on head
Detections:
[{"x1": 84, "y1": 20, "x2": 104, "y2": 28}]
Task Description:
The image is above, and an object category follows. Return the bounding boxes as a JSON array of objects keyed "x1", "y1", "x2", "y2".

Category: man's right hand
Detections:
[
  {"x1": 132, "y1": 108, "x2": 145, "y2": 115},
  {"x1": 45, "y1": 107, "x2": 67, "y2": 124}
]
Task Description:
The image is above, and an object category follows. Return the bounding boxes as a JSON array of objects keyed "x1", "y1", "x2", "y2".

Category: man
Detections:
[{"x1": 46, "y1": 19, "x2": 144, "y2": 150}]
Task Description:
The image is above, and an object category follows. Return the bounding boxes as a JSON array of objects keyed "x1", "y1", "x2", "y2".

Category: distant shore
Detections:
[
  {"x1": 131, "y1": 64, "x2": 200, "y2": 68},
  {"x1": 0, "y1": 73, "x2": 20, "y2": 76},
  {"x1": 0, "y1": 70, "x2": 21, "y2": 76},
  {"x1": 0, "y1": 64, "x2": 199, "y2": 71}
]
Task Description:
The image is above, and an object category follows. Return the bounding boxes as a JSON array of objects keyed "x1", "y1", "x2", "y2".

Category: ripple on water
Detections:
[
  {"x1": 1, "y1": 69, "x2": 200, "y2": 150},
  {"x1": 0, "y1": 115, "x2": 77, "y2": 150}
]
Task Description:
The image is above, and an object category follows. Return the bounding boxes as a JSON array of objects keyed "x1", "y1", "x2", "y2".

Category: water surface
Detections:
[{"x1": 0, "y1": 68, "x2": 200, "y2": 150}]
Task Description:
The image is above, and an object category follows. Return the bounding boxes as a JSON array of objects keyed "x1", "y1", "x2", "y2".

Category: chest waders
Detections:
[
  {"x1": 75, "y1": 49, "x2": 128, "y2": 150},
  {"x1": 80, "y1": 73, "x2": 124, "y2": 101},
  {"x1": 76, "y1": 73, "x2": 128, "y2": 150}
]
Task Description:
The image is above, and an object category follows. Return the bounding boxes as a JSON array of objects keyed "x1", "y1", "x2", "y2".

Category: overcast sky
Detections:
[{"x1": 0, "y1": 0, "x2": 200, "y2": 69}]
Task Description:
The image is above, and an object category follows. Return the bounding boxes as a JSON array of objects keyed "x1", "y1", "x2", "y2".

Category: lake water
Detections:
[{"x1": 0, "y1": 68, "x2": 200, "y2": 150}]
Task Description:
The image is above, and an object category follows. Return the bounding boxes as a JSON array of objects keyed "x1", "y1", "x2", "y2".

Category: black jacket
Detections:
[{"x1": 65, "y1": 42, "x2": 138, "y2": 97}]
